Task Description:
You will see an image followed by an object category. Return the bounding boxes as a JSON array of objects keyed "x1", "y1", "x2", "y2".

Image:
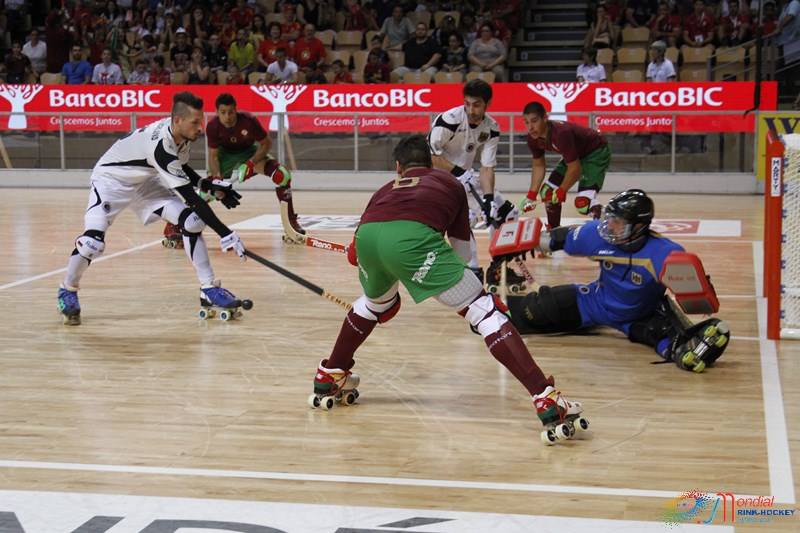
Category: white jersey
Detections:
[
  {"x1": 92, "y1": 118, "x2": 192, "y2": 189},
  {"x1": 428, "y1": 105, "x2": 499, "y2": 170}
]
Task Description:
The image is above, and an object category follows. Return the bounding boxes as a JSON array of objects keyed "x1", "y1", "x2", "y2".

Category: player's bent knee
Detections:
[
  {"x1": 179, "y1": 209, "x2": 205, "y2": 235},
  {"x1": 353, "y1": 293, "x2": 401, "y2": 323},
  {"x1": 462, "y1": 292, "x2": 509, "y2": 337},
  {"x1": 435, "y1": 268, "x2": 484, "y2": 310},
  {"x1": 514, "y1": 284, "x2": 581, "y2": 332},
  {"x1": 74, "y1": 229, "x2": 106, "y2": 261}
]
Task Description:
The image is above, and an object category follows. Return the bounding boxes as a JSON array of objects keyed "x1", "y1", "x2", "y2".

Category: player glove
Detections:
[
  {"x1": 538, "y1": 181, "x2": 566, "y2": 205},
  {"x1": 346, "y1": 236, "x2": 358, "y2": 267},
  {"x1": 199, "y1": 177, "x2": 242, "y2": 209},
  {"x1": 220, "y1": 231, "x2": 246, "y2": 260},
  {"x1": 518, "y1": 189, "x2": 538, "y2": 213},
  {"x1": 265, "y1": 159, "x2": 292, "y2": 187},
  {"x1": 232, "y1": 159, "x2": 256, "y2": 182},
  {"x1": 482, "y1": 193, "x2": 499, "y2": 227}
]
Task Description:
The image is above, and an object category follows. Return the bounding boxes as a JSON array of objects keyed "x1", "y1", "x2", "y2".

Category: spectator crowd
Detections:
[{"x1": 0, "y1": 0, "x2": 518, "y2": 85}]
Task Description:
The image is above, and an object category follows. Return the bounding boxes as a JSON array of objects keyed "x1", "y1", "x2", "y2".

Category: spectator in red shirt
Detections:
[
  {"x1": 343, "y1": 0, "x2": 370, "y2": 31},
  {"x1": 258, "y1": 23, "x2": 288, "y2": 71},
  {"x1": 226, "y1": 63, "x2": 246, "y2": 84},
  {"x1": 650, "y1": 2, "x2": 682, "y2": 47},
  {"x1": 231, "y1": 0, "x2": 255, "y2": 30},
  {"x1": 683, "y1": 0, "x2": 715, "y2": 47},
  {"x1": 331, "y1": 59, "x2": 354, "y2": 83},
  {"x1": 718, "y1": 1, "x2": 751, "y2": 46},
  {"x1": 293, "y1": 24, "x2": 327, "y2": 73},
  {"x1": 761, "y1": 2, "x2": 779, "y2": 35},
  {"x1": 364, "y1": 49, "x2": 390, "y2": 83},
  {"x1": 281, "y1": 5, "x2": 303, "y2": 42},
  {"x1": 148, "y1": 55, "x2": 170, "y2": 84}
]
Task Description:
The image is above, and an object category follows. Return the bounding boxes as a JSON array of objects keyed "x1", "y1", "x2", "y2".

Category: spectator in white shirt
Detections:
[
  {"x1": 127, "y1": 59, "x2": 150, "y2": 84},
  {"x1": 646, "y1": 40, "x2": 676, "y2": 82},
  {"x1": 22, "y1": 30, "x2": 47, "y2": 77},
  {"x1": 265, "y1": 47, "x2": 298, "y2": 83},
  {"x1": 576, "y1": 48, "x2": 606, "y2": 82},
  {"x1": 92, "y1": 48, "x2": 124, "y2": 84}
]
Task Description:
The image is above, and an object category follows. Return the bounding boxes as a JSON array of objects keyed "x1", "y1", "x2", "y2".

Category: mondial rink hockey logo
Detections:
[{"x1": 0, "y1": 84, "x2": 44, "y2": 129}]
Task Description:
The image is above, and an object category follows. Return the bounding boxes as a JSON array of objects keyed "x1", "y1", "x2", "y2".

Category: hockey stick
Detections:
[
  {"x1": 280, "y1": 201, "x2": 348, "y2": 254},
  {"x1": 244, "y1": 249, "x2": 352, "y2": 311}
]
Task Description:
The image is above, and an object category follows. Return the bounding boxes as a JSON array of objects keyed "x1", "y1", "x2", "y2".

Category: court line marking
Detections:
[
  {"x1": 0, "y1": 240, "x2": 162, "y2": 291},
  {"x1": 752, "y1": 241, "x2": 796, "y2": 504},
  {"x1": 0, "y1": 459, "x2": 762, "y2": 502}
]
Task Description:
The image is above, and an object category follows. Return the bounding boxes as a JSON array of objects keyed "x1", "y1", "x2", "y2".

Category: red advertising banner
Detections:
[{"x1": 0, "y1": 82, "x2": 777, "y2": 133}]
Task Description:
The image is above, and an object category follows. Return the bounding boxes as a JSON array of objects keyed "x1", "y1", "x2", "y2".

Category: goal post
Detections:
[{"x1": 765, "y1": 132, "x2": 800, "y2": 339}]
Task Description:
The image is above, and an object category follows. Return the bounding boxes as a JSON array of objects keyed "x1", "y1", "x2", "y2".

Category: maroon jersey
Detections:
[
  {"x1": 206, "y1": 112, "x2": 267, "y2": 151},
  {"x1": 359, "y1": 167, "x2": 471, "y2": 241},
  {"x1": 527, "y1": 120, "x2": 607, "y2": 163}
]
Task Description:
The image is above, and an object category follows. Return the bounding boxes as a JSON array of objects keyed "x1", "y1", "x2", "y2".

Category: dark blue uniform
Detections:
[{"x1": 563, "y1": 220, "x2": 684, "y2": 334}]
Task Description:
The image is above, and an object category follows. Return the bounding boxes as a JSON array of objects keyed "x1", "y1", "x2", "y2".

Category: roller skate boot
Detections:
[
  {"x1": 533, "y1": 384, "x2": 589, "y2": 445},
  {"x1": 161, "y1": 222, "x2": 183, "y2": 249},
  {"x1": 198, "y1": 280, "x2": 252, "y2": 321},
  {"x1": 307, "y1": 359, "x2": 360, "y2": 410},
  {"x1": 486, "y1": 259, "x2": 527, "y2": 295},
  {"x1": 57, "y1": 285, "x2": 81, "y2": 325},
  {"x1": 675, "y1": 319, "x2": 730, "y2": 373}
]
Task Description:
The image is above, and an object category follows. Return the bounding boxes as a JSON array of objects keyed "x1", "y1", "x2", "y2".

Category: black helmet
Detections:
[{"x1": 598, "y1": 189, "x2": 654, "y2": 245}]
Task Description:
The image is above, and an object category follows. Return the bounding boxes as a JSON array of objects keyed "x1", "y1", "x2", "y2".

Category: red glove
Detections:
[
  {"x1": 539, "y1": 182, "x2": 567, "y2": 205},
  {"x1": 346, "y1": 236, "x2": 358, "y2": 266}
]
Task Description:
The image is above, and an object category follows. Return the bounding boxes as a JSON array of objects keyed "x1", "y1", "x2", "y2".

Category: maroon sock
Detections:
[
  {"x1": 327, "y1": 309, "x2": 377, "y2": 370},
  {"x1": 275, "y1": 186, "x2": 298, "y2": 218},
  {"x1": 545, "y1": 203, "x2": 562, "y2": 229},
  {"x1": 485, "y1": 322, "x2": 550, "y2": 396}
]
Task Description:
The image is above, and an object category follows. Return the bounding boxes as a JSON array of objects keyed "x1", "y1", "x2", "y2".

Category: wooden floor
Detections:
[{"x1": 0, "y1": 187, "x2": 798, "y2": 531}]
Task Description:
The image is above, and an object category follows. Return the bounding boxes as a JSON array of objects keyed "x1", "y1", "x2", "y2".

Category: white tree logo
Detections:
[
  {"x1": 0, "y1": 85, "x2": 44, "y2": 129},
  {"x1": 250, "y1": 84, "x2": 308, "y2": 132},
  {"x1": 526, "y1": 83, "x2": 589, "y2": 121}
]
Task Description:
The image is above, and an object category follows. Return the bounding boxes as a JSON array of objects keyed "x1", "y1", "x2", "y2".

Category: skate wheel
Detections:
[
  {"x1": 541, "y1": 429, "x2": 557, "y2": 446},
  {"x1": 488, "y1": 285, "x2": 498, "y2": 294},
  {"x1": 681, "y1": 351, "x2": 696, "y2": 367},
  {"x1": 321, "y1": 396, "x2": 335, "y2": 410},
  {"x1": 342, "y1": 391, "x2": 357, "y2": 406},
  {"x1": 703, "y1": 325, "x2": 717, "y2": 337},
  {"x1": 574, "y1": 417, "x2": 589, "y2": 433},
  {"x1": 241, "y1": 299, "x2": 253, "y2": 310},
  {"x1": 198, "y1": 308, "x2": 210, "y2": 320},
  {"x1": 510, "y1": 285, "x2": 521, "y2": 294},
  {"x1": 219, "y1": 310, "x2": 232, "y2": 321},
  {"x1": 62, "y1": 314, "x2": 81, "y2": 326},
  {"x1": 555, "y1": 423, "x2": 572, "y2": 440},
  {"x1": 693, "y1": 361, "x2": 706, "y2": 373},
  {"x1": 161, "y1": 238, "x2": 170, "y2": 248},
  {"x1": 308, "y1": 393, "x2": 321, "y2": 408},
  {"x1": 714, "y1": 334, "x2": 728, "y2": 348}
]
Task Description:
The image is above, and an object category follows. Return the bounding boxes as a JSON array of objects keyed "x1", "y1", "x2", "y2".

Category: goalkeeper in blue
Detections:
[{"x1": 503, "y1": 189, "x2": 730, "y2": 372}]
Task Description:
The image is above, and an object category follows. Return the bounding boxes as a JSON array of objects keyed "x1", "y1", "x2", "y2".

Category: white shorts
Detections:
[{"x1": 84, "y1": 175, "x2": 185, "y2": 231}]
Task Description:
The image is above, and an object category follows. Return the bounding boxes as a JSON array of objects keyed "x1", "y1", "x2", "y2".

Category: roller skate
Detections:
[
  {"x1": 674, "y1": 319, "x2": 730, "y2": 373},
  {"x1": 533, "y1": 384, "x2": 589, "y2": 445},
  {"x1": 57, "y1": 285, "x2": 81, "y2": 325},
  {"x1": 486, "y1": 259, "x2": 527, "y2": 295},
  {"x1": 198, "y1": 281, "x2": 252, "y2": 321},
  {"x1": 307, "y1": 359, "x2": 360, "y2": 410},
  {"x1": 161, "y1": 222, "x2": 183, "y2": 249}
]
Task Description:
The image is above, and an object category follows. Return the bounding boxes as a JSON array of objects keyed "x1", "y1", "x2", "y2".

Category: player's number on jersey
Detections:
[{"x1": 393, "y1": 176, "x2": 420, "y2": 189}]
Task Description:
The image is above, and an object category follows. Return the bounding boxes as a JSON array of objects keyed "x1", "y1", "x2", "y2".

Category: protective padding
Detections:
[
  {"x1": 75, "y1": 232, "x2": 106, "y2": 261},
  {"x1": 489, "y1": 217, "x2": 542, "y2": 258},
  {"x1": 179, "y1": 209, "x2": 206, "y2": 235},
  {"x1": 659, "y1": 251, "x2": 719, "y2": 314},
  {"x1": 353, "y1": 293, "x2": 401, "y2": 323},
  {"x1": 464, "y1": 293, "x2": 509, "y2": 337}
]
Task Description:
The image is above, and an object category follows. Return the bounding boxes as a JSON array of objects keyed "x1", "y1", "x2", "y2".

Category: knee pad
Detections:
[
  {"x1": 463, "y1": 292, "x2": 509, "y2": 337},
  {"x1": 74, "y1": 229, "x2": 106, "y2": 261},
  {"x1": 510, "y1": 284, "x2": 581, "y2": 332},
  {"x1": 435, "y1": 269, "x2": 484, "y2": 310},
  {"x1": 574, "y1": 189, "x2": 597, "y2": 215},
  {"x1": 353, "y1": 293, "x2": 401, "y2": 323},
  {"x1": 265, "y1": 159, "x2": 291, "y2": 186},
  {"x1": 628, "y1": 300, "x2": 679, "y2": 348},
  {"x1": 178, "y1": 208, "x2": 205, "y2": 235}
]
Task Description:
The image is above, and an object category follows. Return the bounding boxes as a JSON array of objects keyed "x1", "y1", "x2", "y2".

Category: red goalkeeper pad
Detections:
[
  {"x1": 489, "y1": 218, "x2": 542, "y2": 258},
  {"x1": 659, "y1": 251, "x2": 719, "y2": 315}
]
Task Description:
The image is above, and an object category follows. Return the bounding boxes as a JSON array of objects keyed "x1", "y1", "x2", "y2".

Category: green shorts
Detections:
[
  {"x1": 218, "y1": 144, "x2": 258, "y2": 178},
  {"x1": 554, "y1": 144, "x2": 611, "y2": 189},
  {"x1": 355, "y1": 220, "x2": 467, "y2": 303}
]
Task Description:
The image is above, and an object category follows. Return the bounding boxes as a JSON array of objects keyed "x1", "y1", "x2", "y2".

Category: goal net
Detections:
[{"x1": 766, "y1": 133, "x2": 800, "y2": 339}]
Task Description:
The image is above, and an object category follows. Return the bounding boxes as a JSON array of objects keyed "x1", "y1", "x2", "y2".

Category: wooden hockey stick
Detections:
[
  {"x1": 244, "y1": 250, "x2": 352, "y2": 311},
  {"x1": 280, "y1": 201, "x2": 348, "y2": 254}
]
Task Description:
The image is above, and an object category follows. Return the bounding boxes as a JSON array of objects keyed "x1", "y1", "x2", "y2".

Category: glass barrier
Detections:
[{"x1": 0, "y1": 110, "x2": 758, "y2": 173}]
